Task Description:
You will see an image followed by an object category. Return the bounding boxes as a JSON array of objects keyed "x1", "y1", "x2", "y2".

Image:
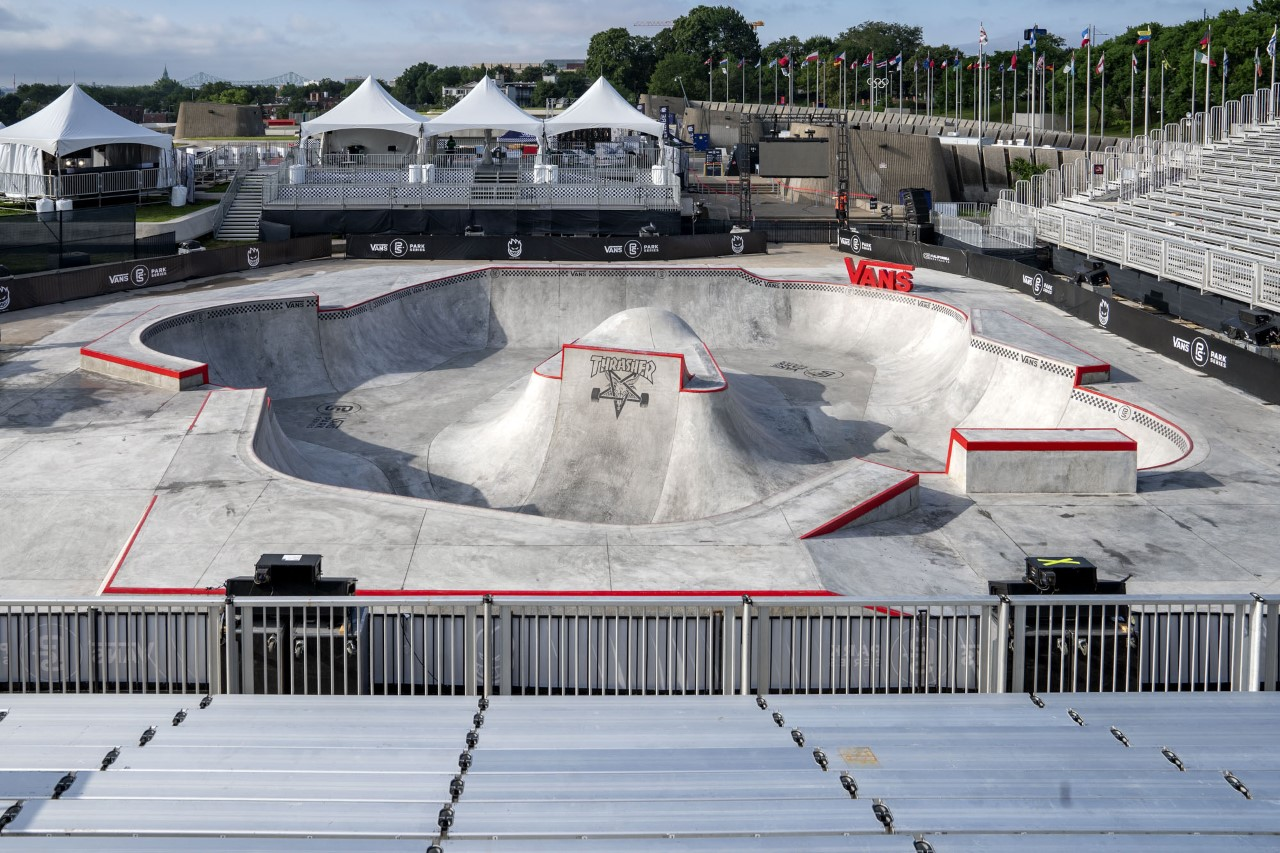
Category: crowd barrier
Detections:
[
  {"x1": 0, "y1": 237, "x2": 333, "y2": 314},
  {"x1": 838, "y1": 228, "x2": 1280, "y2": 406},
  {"x1": 346, "y1": 231, "x2": 768, "y2": 262}
]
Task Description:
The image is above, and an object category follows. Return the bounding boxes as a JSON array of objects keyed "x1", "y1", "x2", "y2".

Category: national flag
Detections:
[
  {"x1": 1162, "y1": 58, "x2": 1173, "y2": 71},
  {"x1": 1223, "y1": 48, "x2": 1229, "y2": 71},
  {"x1": 1035, "y1": 54, "x2": 1045, "y2": 71},
  {"x1": 1132, "y1": 52, "x2": 1138, "y2": 73},
  {"x1": 1136, "y1": 27, "x2": 1151, "y2": 44},
  {"x1": 778, "y1": 55, "x2": 789, "y2": 68},
  {"x1": 755, "y1": 58, "x2": 761, "y2": 68},
  {"x1": 892, "y1": 52, "x2": 903, "y2": 66},
  {"x1": 1009, "y1": 53, "x2": 1017, "y2": 70},
  {"x1": 876, "y1": 59, "x2": 889, "y2": 68},
  {"x1": 1081, "y1": 26, "x2": 1091, "y2": 47},
  {"x1": 862, "y1": 52, "x2": 874, "y2": 67},
  {"x1": 1029, "y1": 29, "x2": 1037, "y2": 50},
  {"x1": 979, "y1": 24, "x2": 988, "y2": 46},
  {"x1": 928, "y1": 56, "x2": 935, "y2": 69},
  {"x1": 1095, "y1": 55, "x2": 1105, "y2": 74},
  {"x1": 805, "y1": 50, "x2": 820, "y2": 63},
  {"x1": 833, "y1": 51, "x2": 846, "y2": 65},
  {"x1": 704, "y1": 56, "x2": 713, "y2": 65},
  {"x1": 768, "y1": 57, "x2": 777, "y2": 67},
  {"x1": 1064, "y1": 54, "x2": 1075, "y2": 75},
  {"x1": 966, "y1": 62, "x2": 975, "y2": 71},
  {"x1": 1256, "y1": 47, "x2": 1263, "y2": 78},
  {"x1": 1045, "y1": 63, "x2": 1053, "y2": 72},
  {"x1": 1269, "y1": 25, "x2": 1277, "y2": 59},
  {"x1": 1194, "y1": 50, "x2": 1216, "y2": 67},
  {"x1": 1000, "y1": 63, "x2": 1006, "y2": 73},
  {"x1": 941, "y1": 59, "x2": 948, "y2": 69},
  {"x1": 719, "y1": 57, "x2": 728, "y2": 76},
  {"x1": 737, "y1": 58, "x2": 744, "y2": 68},
  {"x1": 1199, "y1": 30, "x2": 1211, "y2": 47},
  {"x1": 719, "y1": 58, "x2": 728, "y2": 66}
]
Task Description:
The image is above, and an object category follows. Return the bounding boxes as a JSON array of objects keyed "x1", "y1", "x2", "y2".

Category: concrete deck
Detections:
[{"x1": 1, "y1": 245, "x2": 1277, "y2": 598}]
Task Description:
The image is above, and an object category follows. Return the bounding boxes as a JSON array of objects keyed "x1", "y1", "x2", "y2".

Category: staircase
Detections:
[{"x1": 215, "y1": 171, "x2": 268, "y2": 241}]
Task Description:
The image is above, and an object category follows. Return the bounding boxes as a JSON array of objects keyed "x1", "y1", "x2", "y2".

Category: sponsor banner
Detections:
[
  {"x1": 0, "y1": 238, "x2": 330, "y2": 314},
  {"x1": 914, "y1": 244, "x2": 969, "y2": 276},
  {"x1": 345, "y1": 232, "x2": 767, "y2": 262}
]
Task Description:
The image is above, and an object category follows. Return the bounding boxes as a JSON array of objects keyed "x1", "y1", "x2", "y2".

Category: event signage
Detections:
[
  {"x1": 843, "y1": 256, "x2": 915, "y2": 291},
  {"x1": 346, "y1": 232, "x2": 767, "y2": 262}
]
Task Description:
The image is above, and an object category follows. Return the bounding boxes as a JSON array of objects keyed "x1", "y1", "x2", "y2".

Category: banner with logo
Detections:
[
  {"x1": 0, "y1": 237, "x2": 331, "y2": 314},
  {"x1": 345, "y1": 232, "x2": 768, "y2": 262}
]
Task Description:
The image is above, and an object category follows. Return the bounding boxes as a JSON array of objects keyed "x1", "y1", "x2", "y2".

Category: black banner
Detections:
[
  {"x1": 836, "y1": 230, "x2": 1280, "y2": 406},
  {"x1": 345, "y1": 232, "x2": 768, "y2": 262},
  {"x1": 262, "y1": 207, "x2": 681, "y2": 239},
  {"x1": 0, "y1": 237, "x2": 331, "y2": 315}
]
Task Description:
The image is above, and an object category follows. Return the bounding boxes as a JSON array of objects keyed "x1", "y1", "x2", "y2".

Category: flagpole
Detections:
[
  {"x1": 1220, "y1": 49, "x2": 1226, "y2": 114},
  {"x1": 1030, "y1": 29, "x2": 1037, "y2": 148},
  {"x1": 1271, "y1": 25, "x2": 1277, "y2": 94},
  {"x1": 1130, "y1": 53, "x2": 1135, "y2": 138},
  {"x1": 1101, "y1": 62, "x2": 1106, "y2": 139},
  {"x1": 709, "y1": 54, "x2": 714, "y2": 103},
  {"x1": 899, "y1": 54, "x2": 905, "y2": 114},
  {"x1": 1085, "y1": 25, "x2": 1093, "y2": 150},
  {"x1": 1013, "y1": 49, "x2": 1019, "y2": 133},
  {"x1": 1144, "y1": 38, "x2": 1151, "y2": 137},
  {"x1": 1160, "y1": 58, "x2": 1166, "y2": 129},
  {"x1": 1205, "y1": 27, "x2": 1212, "y2": 144},
  {"x1": 742, "y1": 58, "x2": 745, "y2": 104}
]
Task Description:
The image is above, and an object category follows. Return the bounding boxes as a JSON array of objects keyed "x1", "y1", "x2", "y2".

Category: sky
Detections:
[{"x1": 0, "y1": 0, "x2": 1247, "y2": 87}]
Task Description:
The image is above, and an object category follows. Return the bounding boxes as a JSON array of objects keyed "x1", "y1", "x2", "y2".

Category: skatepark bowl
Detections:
[{"x1": 83, "y1": 266, "x2": 1191, "y2": 534}]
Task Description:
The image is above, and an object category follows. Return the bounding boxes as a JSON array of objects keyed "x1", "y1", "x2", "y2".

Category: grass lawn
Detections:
[{"x1": 134, "y1": 199, "x2": 220, "y2": 221}]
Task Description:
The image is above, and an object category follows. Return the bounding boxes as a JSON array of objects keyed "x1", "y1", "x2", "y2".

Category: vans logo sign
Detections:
[{"x1": 843, "y1": 257, "x2": 915, "y2": 292}]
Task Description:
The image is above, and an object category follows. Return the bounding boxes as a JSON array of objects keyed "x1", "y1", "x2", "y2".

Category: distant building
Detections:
[{"x1": 443, "y1": 77, "x2": 536, "y2": 107}]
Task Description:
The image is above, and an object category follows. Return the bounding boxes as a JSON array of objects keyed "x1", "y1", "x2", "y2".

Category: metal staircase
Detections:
[{"x1": 215, "y1": 170, "x2": 268, "y2": 241}]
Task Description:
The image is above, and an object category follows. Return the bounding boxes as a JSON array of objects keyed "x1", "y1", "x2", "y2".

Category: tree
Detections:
[
  {"x1": 392, "y1": 62, "x2": 441, "y2": 107},
  {"x1": 0, "y1": 93, "x2": 20, "y2": 125},
  {"x1": 670, "y1": 5, "x2": 760, "y2": 63},
  {"x1": 586, "y1": 27, "x2": 656, "y2": 98},
  {"x1": 648, "y1": 54, "x2": 710, "y2": 100}
]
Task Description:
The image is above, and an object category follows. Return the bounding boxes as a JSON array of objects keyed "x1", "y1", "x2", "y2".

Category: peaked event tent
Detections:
[
  {"x1": 300, "y1": 76, "x2": 428, "y2": 154},
  {"x1": 425, "y1": 76, "x2": 542, "y2": 137},
  {"x1": 0, "y1": 84, "x2": 175, "y2": 197},
  {"x1": 543, "y1": 77, "x2": 664, "y2": 137}
]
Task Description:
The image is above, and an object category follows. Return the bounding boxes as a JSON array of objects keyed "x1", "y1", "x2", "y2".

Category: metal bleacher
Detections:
[{"x1": 998, "y1": 82, "x2": 1280, "y2": 312}]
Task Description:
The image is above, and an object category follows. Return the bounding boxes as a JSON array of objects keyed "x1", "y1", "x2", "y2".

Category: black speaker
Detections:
[{"x1": 226, "y1": 554, "x2": 356, "y2": 597}]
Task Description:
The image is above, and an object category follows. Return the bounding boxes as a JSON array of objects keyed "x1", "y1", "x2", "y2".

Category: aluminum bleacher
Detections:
[{"x1": 998, "y1": 82, "x2": 1280, "y2": 312}]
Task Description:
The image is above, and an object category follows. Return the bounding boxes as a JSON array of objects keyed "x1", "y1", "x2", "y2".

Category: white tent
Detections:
[
  {"x1": 300, "y1": 76, "x2": 428, "y2": 155},
  {"x1": 425, "y1": 76, "x2": 542, "y2": 137},
  {"x1": 543, "y1": 77, "x2": 664, "y2": 138},
  {"x1": 0, "y1": 85, "x2": 175, "y2": 198}
]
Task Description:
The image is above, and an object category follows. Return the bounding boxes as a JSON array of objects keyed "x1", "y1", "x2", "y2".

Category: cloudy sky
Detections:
[{"x1": 0, "y1": 0, "x2": 1244, "y2": 86}]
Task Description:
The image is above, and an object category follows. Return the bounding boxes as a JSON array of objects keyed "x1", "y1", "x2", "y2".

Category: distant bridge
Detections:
[{"x1": 178, "y1": 71, "x2": 311, "y2": 88}]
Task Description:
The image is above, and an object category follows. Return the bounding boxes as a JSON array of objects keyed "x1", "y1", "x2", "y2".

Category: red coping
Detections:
[{"x1": 799, "y1": 473, "x2": 920, "y2": 539}]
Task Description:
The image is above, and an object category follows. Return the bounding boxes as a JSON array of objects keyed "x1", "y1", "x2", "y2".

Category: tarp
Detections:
[
  {"x1": 544, "y1": 76, "x2": 664, "y2": 137},
  {"x1": 425, "y1": 76, "x2": 542, "y2": 137},
  {"x1": 300, "y1": 76, "x2": 428, "y2": 140},
  {"x1": 0, "y1": 85, "x2": 173, "y2": 156}
]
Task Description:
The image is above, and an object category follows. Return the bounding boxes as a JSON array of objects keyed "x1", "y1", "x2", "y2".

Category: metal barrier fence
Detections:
[{"x1": 2, "y1": 595, "x2": 1274, "y2": 697}]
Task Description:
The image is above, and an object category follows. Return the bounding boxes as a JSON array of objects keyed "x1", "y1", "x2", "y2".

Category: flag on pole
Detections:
[
  {"x1": 1194, "y1": 50, "x2": 1216, "y2": 67},
  {"x1": 1081, "y1": 27, "x2": 1091, "y2": 47},
  {"x1": 1132, "y1": 52, "x2": 1138, "y2": 73},
  {"x1": 941, "y1": 58, "x2": 948, "y2": 69},
  {"x1": 876, "y1": 59, "x2": 889, "y2": 68},
  {"x1": 768, "y1": 57, "x2": 777, "y2": 67},
  {"x1": 833, "y1": 51, "x2": 846, "y2": 65},
  {"x1": 1095, "y1": 55, "x2": 1105, "y2": 74},
  {"x1": 704, "y1": 57, "x2": 713, "y2": 65},
  {"x1": 1036, "y1": 54, "x2": 1045, "y2": 70},
  {"x1": 805, "y1": 50, "x2": 820, "y2": 63},
  {"x1": 1269, "y1": 25, "x2": 1277, "y2": 58},
  {"x1": 928, "y1": 55, "x2": 934, "y2": 69},
  {"x1": 737, "y1": 58, "x2": 744, "y2": 68},
  {"x1": 1136, "y1": 28, "x2": 1152, "y2": 44},
  {"x1": 1162, "y1": 58, "x2": 1174, "y2": 71},
  {"x1": 1010, "y1": 53, "x2": 1017, "y2": 70},
  {"x1": 755, "y1": 58, "x2": 762, "y2": 68},
  {"x1": 1199, "y1": 31, "x2": 1211, "y2": 47},
  {"x1": 1223, "y1": 48, "x2": 1229, "y2": 72},
  {"x1": 862, "y1": 52, "x2": 874, "y2": 67},
  {"x1": 892, "y1": 52, "x2": 903, "y2": 66},
  {"x1": 1064, "y1": 53, "x2": 1076, "y2": 75},
  {"x1": 979, "y1": 24, "x2": 988, "y2": 46},
  {"x1": 719, "y1": 57, "x2": 728, "y2": 75},
  {"x1": 1257, "y1": 47, "x2": 1263, "y2": 78}
]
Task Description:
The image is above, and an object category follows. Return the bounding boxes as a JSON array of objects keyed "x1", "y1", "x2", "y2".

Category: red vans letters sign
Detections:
[{"x1": 842, "y1": 257, "x2": 915, "y2": 292}]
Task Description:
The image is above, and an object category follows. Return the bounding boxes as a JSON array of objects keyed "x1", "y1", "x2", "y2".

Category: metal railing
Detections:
[
  {"x1": 2, "y1": 594, "x2": 1274, "y2": 697},
  {"x1": 207, "y1": 148, "x2": 260, "y2": 237},
  {"x1": 995, "y1": 81, "x2": 1280, "y2": 311}
]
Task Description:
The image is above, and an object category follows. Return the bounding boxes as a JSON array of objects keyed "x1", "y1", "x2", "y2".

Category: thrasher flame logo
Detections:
[{"x1": 589, "y1": 354, "x2": 655, "y2": 417}]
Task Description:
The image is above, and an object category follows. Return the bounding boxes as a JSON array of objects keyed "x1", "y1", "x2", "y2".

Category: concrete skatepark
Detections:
[{"x1": 1, "y1": 245, "x2": 1276, "y2": 598}]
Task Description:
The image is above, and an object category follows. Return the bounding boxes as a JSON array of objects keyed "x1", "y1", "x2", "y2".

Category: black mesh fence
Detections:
[{"x1": 0, "y1": 206, "x2": 141, "y2": 274}]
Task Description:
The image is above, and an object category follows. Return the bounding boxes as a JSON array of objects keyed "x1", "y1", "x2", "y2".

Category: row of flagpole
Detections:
[{"x1": 701, "y1": 21, "x2": 1280, "y2": 144}]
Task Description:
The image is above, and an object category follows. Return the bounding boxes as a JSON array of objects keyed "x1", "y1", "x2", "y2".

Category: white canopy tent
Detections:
[
  {"x1": 300, "y1": 76, "x2": 429, "y2": 157},
  {"x1": 425, "y1": 76, "x2": 542, "y2": 138},
  {"x1": 0, "y1": 85, "x2": 175, "y2": 197},
  {"x1": 543, "y1": 76, "x2": 664, "y2": 138}
]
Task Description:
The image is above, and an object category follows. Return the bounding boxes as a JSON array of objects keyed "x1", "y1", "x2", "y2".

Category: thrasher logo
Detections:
[
  {"x1": 589, "y1": 354, "x2": 655, "y2": 418},
  {"x1": 507, "y1": 238, "x2": 523, "y2": 259}
]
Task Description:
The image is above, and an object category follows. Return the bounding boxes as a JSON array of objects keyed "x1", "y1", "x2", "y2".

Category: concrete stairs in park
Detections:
[{"x1": 215, "y1": 170, "x2": 268, "y2": 241}]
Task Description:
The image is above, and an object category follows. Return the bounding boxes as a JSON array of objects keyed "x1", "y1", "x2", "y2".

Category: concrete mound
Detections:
[{"x1": 428, "y1": 307, "x2": 829, "y2": 524}]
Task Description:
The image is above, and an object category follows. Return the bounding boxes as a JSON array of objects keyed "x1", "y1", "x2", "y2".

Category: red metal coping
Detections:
[
  {"x1": 799, "y1": 473, "x2": 920, "y2": 540},
  {"x1": 80, "y1": 348, "x2": 209, "y2": 384},
  {"x1": 951, "y1": 429, "x2": 1137, "y2": 454}
]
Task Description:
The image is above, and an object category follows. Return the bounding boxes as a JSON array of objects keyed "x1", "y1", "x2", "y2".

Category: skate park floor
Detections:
[{"x1": 1, "y1": 244, "x2": 1278, "y2": 598}]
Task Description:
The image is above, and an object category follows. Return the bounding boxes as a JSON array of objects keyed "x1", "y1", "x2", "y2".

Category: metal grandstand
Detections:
[{"x1": 996, "y1": 81, "x2": 1280, "y2": 313}]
